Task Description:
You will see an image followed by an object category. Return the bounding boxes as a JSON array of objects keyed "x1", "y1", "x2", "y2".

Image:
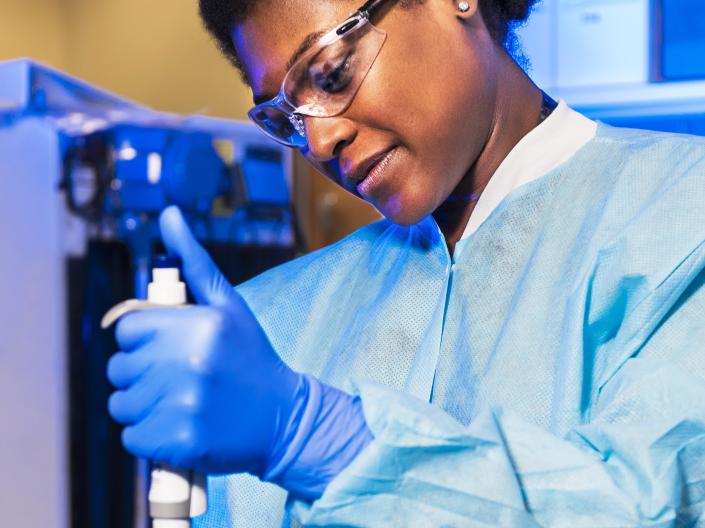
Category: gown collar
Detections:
[{"x1": 460, "y1": 101, "x2": 598, "y2": 241}]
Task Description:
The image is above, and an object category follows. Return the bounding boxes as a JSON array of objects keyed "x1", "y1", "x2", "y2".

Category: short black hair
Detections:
[{"x1": 199, "y1": 0, "x2": 539, "y2": 78}]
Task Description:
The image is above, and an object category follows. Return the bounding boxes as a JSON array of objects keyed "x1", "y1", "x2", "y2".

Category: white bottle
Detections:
[{"x1": 146, "y1": 256, "x2": 208, "y2": 528}]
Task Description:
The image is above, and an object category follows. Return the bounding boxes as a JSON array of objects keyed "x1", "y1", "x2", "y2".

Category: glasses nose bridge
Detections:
[{"x1": 272, "y1": 92, "x2": 297, "y2": 115}]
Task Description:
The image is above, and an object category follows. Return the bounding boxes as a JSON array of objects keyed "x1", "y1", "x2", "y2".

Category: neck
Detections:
[{"x1": 433, "y1": 53, "x2": 544, "y2": 255}]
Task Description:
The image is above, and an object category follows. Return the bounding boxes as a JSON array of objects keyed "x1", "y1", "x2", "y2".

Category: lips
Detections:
[{"x1": 343, "y1": 147, "x2": 397, "y2": 194}]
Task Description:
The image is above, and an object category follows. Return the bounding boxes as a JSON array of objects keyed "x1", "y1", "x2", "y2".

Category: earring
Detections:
[{"x1": 458, "y1": 1, "x2": 470, "y2": 12}]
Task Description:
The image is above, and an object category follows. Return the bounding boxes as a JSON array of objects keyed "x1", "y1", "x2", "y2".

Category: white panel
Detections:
[
  {"x1": 557, "y1": 0, "x2": 649, "y2": 88},
  {"x1": 0, "y1": 60, "x2": 31, "y2": 111},
  {"x1": 0, "y1": 118, "x2": 67, "y2": 528},
  {"x1": 554, "y1": 78, "x2": 705, "y2": 118}
]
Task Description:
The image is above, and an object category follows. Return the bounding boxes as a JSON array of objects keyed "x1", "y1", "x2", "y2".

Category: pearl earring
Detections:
[{"x1": 458, "y1": 1, "x2": 470, "y2": 12}]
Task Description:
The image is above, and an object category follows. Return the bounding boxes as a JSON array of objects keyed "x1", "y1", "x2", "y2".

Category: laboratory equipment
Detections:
[{"x1": 0, "y1": 58, "x2": 299, "y2": 528}]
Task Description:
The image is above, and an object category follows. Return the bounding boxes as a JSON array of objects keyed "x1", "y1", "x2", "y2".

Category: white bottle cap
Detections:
[{"x1": 147, "y1": 267, "x2": 187, "y2": 306}]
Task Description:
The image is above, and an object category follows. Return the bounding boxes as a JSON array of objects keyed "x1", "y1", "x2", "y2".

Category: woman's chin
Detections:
[
  {"x1": 370, "y1": 182, "x2": 444, "y2": 226},
  {"x1": 378, "y1": 203, "x2": 432, "y2": 227}
]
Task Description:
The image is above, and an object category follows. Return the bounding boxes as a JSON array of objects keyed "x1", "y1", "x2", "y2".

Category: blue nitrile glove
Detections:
[{"x1": 107, "y1": 206, "x2": 373, "y2": 500}]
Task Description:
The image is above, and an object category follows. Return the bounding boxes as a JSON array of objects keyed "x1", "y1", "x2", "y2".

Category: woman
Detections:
[{"x1": 108, "y1": 0, "x2": 705, "y2": 526}]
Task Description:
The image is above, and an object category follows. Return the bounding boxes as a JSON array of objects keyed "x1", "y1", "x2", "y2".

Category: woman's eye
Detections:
[{"x1": 311, "y1": 54, "x2": 353, "y2": 94}]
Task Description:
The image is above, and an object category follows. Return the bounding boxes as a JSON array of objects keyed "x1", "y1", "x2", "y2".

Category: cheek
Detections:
[{"x1": 356, "y1": 26, "x2": 496, "y2": 176}]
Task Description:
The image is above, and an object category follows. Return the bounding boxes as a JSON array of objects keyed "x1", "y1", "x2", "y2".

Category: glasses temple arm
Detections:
[{"x1": 359, "y1": 0, "x2": 392, "y2": 18}]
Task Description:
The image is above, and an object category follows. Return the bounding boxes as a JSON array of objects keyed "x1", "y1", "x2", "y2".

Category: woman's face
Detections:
[{"x1": 233, "y1": 0, "x2": 500, "y2": 225}]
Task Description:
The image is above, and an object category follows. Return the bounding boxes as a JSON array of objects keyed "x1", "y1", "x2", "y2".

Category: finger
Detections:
[
  {"x1": 107, "y1": 350, "x2": 151, "y2": 389},
  {"x1": 159, "y1": 206, "x2": 236, "y2": 307},
  {"x1": 115, "y1": 310, "x2": 172, "y2": 351},
  {"x1": 121, "y1": 408, "x2": 196, "y2": 469},
  {"x1": 108, "y1": 374, "x2": 163, "y2": 425}
]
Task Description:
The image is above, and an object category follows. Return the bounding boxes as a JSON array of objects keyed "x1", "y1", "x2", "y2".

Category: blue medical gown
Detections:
[{"x1": 196, "y1": 123, "x2": 705, "y2": 527}]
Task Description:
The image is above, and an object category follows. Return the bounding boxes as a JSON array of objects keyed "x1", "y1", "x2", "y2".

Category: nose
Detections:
[{"x1": 303, "y1": 115, "x2": 357, "y2": 161}]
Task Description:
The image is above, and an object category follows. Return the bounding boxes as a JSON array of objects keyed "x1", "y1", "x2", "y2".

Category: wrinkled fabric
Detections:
[{"x1": 196, "y1": 123, "x2": 705, "y2": 527}]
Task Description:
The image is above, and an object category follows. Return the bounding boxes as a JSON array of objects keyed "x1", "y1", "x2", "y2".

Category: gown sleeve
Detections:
[{"x1": 290, "y1": 242, "x2": 705, "y2": 527}]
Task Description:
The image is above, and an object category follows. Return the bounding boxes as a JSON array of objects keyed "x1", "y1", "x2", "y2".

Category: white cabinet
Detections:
[
  {"x1": 515, "y1": 0, "x2": 705, "y2": 119},
  {"x1": 518, "y1": 0, "x2": 651, "y2": 90},
  {"x1": 556, "y1": 0, "x2": 650, "y2": 88}
]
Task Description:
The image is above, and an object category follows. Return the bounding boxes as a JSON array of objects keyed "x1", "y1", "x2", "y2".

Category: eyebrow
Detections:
[{"x1": 252, "y1": 29, "x2": 327, "y2": 105}]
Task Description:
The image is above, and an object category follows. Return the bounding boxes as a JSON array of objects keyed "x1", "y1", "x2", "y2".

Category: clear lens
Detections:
[
  {"x1": 247, "y1": 14, "x2": 387, "y2": 148},
  {"x1": 284, "y1": 19, "x2": 386, "y2": 117},
  {"x1": 248, "y1": 106, "x2": 307, "y2": 148}
]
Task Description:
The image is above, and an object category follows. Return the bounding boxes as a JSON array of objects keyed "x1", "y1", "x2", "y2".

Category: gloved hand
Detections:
[{"x1": 107, "y1": 206, "x2": 373, "y2": 499}]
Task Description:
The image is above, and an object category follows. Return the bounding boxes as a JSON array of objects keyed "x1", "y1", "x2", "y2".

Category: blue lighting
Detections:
[{"x1": 662, "y1": 0, "x2": 705, "y2": 80}]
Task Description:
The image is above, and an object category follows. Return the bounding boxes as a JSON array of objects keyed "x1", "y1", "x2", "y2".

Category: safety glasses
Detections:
[{"x1": 247, "y1": 0, "x2": 391, "y2": 148}]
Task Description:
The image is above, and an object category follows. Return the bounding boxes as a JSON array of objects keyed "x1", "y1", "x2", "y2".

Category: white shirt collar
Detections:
[{"x1": 460, "y1": 101, "x2": 598, "y2": 241}]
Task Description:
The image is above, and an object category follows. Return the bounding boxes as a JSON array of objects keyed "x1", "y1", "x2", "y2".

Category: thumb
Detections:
[{"x1": 159, "y1": 206, "x2": 236, "y2": 307}]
